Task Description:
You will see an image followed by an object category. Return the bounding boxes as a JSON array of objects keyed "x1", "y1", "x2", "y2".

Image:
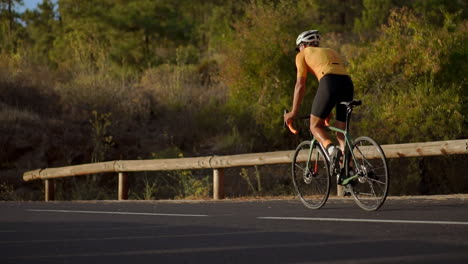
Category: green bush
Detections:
[
  {"x1": 349, "y1": 8, "x2": 466, "y2": 144},
  {"x1": 221, "y1": 0, "x2": 302, "y2": 145}
]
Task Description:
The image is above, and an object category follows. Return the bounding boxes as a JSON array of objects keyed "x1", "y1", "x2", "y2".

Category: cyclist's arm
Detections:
[
  {"x1": 284, "y1": 53, "x2": 308, "y2": 133},
  {"x1": 290, "y1": 52, "x2": 308, "y2": 116},
  {"x1": 284, "y1": 76, "x2": 306, "y2": 134},
  {"x1": 290, "y1": 77, "x2": 307, "y2": 116}
]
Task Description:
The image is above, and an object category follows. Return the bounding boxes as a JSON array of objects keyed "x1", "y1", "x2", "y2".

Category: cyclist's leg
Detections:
[
  {"x1": 310, "y1": 116, "x2": 341, "y2": 177},
  {"x1": 310, "y1": 75, "x2": 335, "y2": 150},
  {"x1": 334, "y1": 120, "x2": 346, "y2": 151},
  {"x1": 310, "y1": 115, "x2": 332, "y2": 149},
  {"x1": 334, "y1": 75, "x2": 354, "y2": 152}
]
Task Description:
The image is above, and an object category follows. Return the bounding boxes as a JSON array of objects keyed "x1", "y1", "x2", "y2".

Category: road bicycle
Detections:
[{"x1": 285, "y1": 100, "x2": 389, "y2": 211}]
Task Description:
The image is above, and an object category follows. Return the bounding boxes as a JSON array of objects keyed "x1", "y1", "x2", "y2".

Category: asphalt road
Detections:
[{"x1": 1, "y1": 196, "x2": 467, "y2": 264}]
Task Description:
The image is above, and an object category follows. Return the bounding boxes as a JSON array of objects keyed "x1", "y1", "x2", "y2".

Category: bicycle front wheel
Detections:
[
  {"x1": 292, "y1": 141, "x2": 330, "y2": 209},
  {"x1": 349, "y1": 136, "x2": 389, "y2": 211}
]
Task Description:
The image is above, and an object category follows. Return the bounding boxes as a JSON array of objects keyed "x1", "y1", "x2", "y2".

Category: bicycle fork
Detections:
[
  {"x1": 303, "y1": 140, "x2": 324, "y2": 180},
  {"x1": 307, "y1": 140, "x2": 329, "y2": 176}
]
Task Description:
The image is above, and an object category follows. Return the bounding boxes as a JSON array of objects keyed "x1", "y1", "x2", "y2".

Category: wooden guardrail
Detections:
[{"x1": 22, "y1": 139, "x2": 467, "y2": 201}]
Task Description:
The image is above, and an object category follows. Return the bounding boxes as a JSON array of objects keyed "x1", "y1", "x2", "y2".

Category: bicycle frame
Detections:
[
  {"x1": 304, "y1": 124, "x2": 360, "y2": 186},
  {"x1": 289, "y1": 100, "x2": 389, "y2": 210},
  {"x1": 327, "y1": 126, "x2": 360, "y2": 185}
]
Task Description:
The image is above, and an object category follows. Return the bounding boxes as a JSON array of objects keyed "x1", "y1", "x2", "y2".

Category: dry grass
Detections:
[{"x1": 0, "y1": 102, "x2": 42, "y2": 126}]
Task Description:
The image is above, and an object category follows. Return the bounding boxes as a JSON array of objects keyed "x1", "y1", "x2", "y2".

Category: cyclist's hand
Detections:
[
  {"x1": 324, "y1": 114, "x2": 331, "y2": 127},
  {"x1": 284, "y1": 111, "x2": 298, "y2": 135}
]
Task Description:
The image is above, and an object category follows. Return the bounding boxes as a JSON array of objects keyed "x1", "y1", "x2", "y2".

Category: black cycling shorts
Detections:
[{"x1": 311, "y1": 74, "x2": 354, "y2": 122}]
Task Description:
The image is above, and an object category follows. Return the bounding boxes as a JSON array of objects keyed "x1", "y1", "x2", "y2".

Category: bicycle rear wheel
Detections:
[
  {"x1": 349, "y1": 136, "x2": 389, "y2": 211},
  {"x1": 292, "y1": 141, "x2": 330, "y2": 209}
]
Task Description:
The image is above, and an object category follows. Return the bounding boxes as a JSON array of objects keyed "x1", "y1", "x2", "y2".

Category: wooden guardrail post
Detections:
[
  {"x1": 118, "y1": 172, "x2": 129, "y2": 200},
  {"x1": 44, "y1": 179, "x2": 55, "y2": 201},
  {"x1": 337, "y1": 185, "x2": 344, "y2": 197},
  {"x1": 213, "y1": 169, "x2": 224, "y2": 200}
]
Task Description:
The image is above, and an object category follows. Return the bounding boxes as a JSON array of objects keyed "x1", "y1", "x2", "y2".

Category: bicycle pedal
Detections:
[{"x1": 344, "y1": 184, "x2": 353, "y2": 192}]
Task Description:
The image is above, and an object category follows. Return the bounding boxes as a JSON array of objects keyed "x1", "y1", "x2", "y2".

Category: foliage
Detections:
[
  {"x1": 240, "y1": 166, "x2": 263, "y2": 196},
  {"x1": 21, "y1": 0, "x2": 57, "y2": 65},
  {"x1": 136, "y1": 174, "x2": 159, "y2": 200},
  {"x1": 221, "y1": 0, "x2": 301, "y2": 146},
  {"x1": 349, "y1": 8, "x2": 466, "y2": 143},
  {"x1": 0, "y1": 0, "x2": 24, "y2": 52},
  {"x1": 354, "y1": 0, "x2": 392, "y2": 34},
  {"x1": 298, "y1": 0, "x2": 362, "y2": 33},
  {"x1": 177, "y1": 169, "x2": 211, "y2": 199},
  {"x1": 130, "y1": 151, "x2": 212, "y2": 200},
  {"x1": 50, "y1": 173, "x2": 116, "y2": 201},
  {"x1": 89, "y1": 111, "x2": 115, "y2": 163},
  {"x1": 0, "y1": 182, "x2": 19, "y2": 200},
  {"x1": 0, "y1": 0, "x2": 466, "y2": 200}
]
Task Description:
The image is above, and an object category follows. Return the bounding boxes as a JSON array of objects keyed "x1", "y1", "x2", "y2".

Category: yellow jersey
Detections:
[{"x1": 296, "y1": 47, "x2": 348, "y2": 81}]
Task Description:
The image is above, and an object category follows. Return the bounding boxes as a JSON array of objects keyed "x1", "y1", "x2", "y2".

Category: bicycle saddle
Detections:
[{"x1": 340, "y1": 100, "x2": 362, "y2": 108}]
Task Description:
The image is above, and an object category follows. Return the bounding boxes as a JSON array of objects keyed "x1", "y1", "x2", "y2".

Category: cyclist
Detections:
[{"x1": 283, "y1": 30, "x2": 354, "y2": 175}]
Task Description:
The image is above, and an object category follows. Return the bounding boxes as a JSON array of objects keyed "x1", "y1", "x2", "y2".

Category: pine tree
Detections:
[
  {"x1": 21, "y1": 0, "x2": 58, "y2": 65},
  {"x1": 0, "y1": 0, "x2": 24, "y2": 52}
]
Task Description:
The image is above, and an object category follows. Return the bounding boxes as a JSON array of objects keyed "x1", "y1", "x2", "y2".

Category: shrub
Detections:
[
  {"x1": 349, "y1": 8, "x2": 466, "y2": 143},
  {"x1": 220, "y1": 0, "x2": 303, "y2": 145}
]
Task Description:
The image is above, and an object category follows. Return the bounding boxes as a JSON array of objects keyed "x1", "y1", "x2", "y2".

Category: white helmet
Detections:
[{"x1": 296, "y1": 30, "x2": 320, "y2": 50}]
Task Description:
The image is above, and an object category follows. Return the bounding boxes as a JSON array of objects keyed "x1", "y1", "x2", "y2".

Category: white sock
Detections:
[{"x1": 327, "y1": 145, "x2": 336, "y2": 156}]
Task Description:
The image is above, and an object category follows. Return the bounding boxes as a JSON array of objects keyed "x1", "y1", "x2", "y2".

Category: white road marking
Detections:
[
  {"x1": 258, "y1": 217, "x2": 468, "y2": 225},
  {"x1": 26, "y1": 209, "x2": 208, "y2": 217}
]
